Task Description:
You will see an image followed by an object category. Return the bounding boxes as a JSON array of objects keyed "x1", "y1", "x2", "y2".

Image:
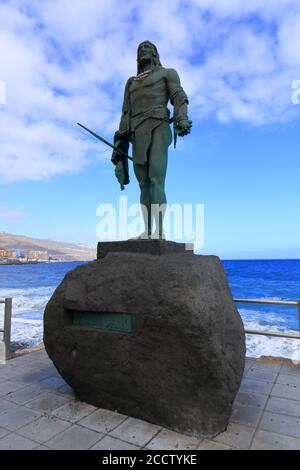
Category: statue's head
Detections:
[{"x1": 137, "y1": 41, "x2": 162, "y2": 74}]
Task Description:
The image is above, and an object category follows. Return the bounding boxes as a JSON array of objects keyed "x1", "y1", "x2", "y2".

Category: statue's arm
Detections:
[
  {"x1": 118, "y1": 78, "x2": 133, "y2": 136},
  {"x1": 166, "y1": 68, "x2": 192, "y2": 137},
  {"x1": 111, "y1": 78, "x2": 133, "y2": 165}
]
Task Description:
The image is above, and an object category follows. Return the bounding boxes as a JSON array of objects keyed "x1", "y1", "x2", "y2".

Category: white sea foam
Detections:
[
  {"x1": 238, "y1": 307, "x2": 300, "y2": 360},
  {"x1": 0, "y1": 285, "x2": 54, "y2": 351},
  {"x1": 0, "y1": 286, "x2": 55, "y2": 316},
  {"x1": 243, "y1": 319, "x2": 300, "y2": 361}
]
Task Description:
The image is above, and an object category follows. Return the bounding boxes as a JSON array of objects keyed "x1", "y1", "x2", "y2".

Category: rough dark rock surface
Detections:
[{"x1": 44, "y1": 241, "x2": 245, "y2": 437}]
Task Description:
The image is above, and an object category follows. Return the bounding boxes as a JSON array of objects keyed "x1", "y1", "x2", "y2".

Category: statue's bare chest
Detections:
[{"x1": 129, "y1": 70, "x2": 168, "y2": 104}]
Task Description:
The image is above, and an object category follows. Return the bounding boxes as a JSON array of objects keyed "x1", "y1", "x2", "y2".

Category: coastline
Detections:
[{"x1": 0, "y1": 259, "x2": 90, "y2": 266}]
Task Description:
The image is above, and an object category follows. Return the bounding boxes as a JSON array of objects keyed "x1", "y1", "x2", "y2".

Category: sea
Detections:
[{"x1": 0, "y1": 259, "x2": 299, "y2": 359}]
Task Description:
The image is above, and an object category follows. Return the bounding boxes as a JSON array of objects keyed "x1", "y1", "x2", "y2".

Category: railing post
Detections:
[
  {"x1": 298, "y1": 301, "x2": 300, "y2": 337},
  {"x1": 3, "y1": 298, "x2": 12, "y2": 361}
]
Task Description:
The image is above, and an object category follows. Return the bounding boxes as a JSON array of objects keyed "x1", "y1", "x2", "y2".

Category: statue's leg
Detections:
[
  {"x1": 148, "y1": 122, "x2": 172, "y2": 238},
  {"x1": 133, "y1": 162, "x2": 152, "y2": 237}
]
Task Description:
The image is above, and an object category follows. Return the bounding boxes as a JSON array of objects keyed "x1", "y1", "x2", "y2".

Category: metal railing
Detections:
[
  {"x1": 0, "y1": 298, "x2": 12, "y2": 362},
  {"x1": 234, "y1": 298, "x2": 300, "y2": 340}
]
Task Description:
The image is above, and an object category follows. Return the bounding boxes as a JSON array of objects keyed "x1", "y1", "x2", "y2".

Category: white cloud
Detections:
[
  {"x1": 277, "y1": 10, "x2": 300, "y2": 67},
  {"x1": 0, "y1": 206, "x2": 25, "y2": 220},
  {"x1": 0, "y1": 0, "x2": 300, "y2": 183}
]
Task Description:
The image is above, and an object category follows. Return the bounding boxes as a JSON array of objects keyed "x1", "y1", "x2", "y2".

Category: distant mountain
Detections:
[{"x1": 0, "y1": 231, "x2": 96, "y2": 261}]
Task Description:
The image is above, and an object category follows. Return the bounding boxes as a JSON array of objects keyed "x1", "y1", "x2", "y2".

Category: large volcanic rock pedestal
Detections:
[{"x1": 44, "y1": 241, "x2": 245, "y2": 437}]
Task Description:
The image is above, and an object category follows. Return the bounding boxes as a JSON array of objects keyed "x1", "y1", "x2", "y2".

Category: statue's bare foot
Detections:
[{"x1": 129, "y1": 231, "x2": 151, "y2": 240}]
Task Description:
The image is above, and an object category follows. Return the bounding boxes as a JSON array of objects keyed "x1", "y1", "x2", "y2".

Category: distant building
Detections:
[
  {"x1": 0, "y1": 247, "x2": 13, "y2": 258},
  {"x1": 11, "y1": 248, "x2": 21, "y2": 258},
  {"x1": 22, "y1": 250, "x2": 50, "y2": 261}
]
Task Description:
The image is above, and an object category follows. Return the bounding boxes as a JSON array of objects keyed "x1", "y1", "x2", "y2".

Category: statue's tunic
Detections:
[{"x1": 118, "y1": 67, "x2": 189, "y2": 164}]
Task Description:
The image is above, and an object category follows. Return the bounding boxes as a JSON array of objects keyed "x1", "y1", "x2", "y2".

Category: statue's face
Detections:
[{"x1": 138, "y1": 42, "x2": 154, "y2": 63}]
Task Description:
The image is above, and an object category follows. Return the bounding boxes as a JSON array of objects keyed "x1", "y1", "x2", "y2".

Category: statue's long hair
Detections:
[{"x1": 137, "y1": 41, "x2": 162, "y2": 75}]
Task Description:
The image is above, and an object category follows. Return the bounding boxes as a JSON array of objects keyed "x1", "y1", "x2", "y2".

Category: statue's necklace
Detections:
[{"x1": 134, "y1": 69, "x2": 152, "y2": 81}]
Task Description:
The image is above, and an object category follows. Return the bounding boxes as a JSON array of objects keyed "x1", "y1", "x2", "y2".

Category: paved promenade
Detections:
[{"x1": 0, "y1": 349, "x2": 300, "y2": 450}]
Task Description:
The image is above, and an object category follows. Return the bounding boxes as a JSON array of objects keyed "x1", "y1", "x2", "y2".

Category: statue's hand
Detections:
[
  {"x1": 111, "y1": 150, "x2": 120, "y2": 165},
  {"x1": 111, "y1": 130, "x2": 129, "y2": 165},
  {"x1": 174, "y1": 119, "x2": 192, "y2": 137}
]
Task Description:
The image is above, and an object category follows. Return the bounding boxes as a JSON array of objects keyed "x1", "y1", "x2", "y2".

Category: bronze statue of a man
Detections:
[{"x1": 112, "y1": 41, "x2": 192, "y2": 239}]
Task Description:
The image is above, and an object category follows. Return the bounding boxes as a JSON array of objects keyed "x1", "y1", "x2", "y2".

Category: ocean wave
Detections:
[
  {"x1": 238, "y1": 307, "x2": 298, "y2": 331},
  {"x1": 245, "y1": 334, "x2": 300, "y2": 361},
  {"x1": 0, "y1": 285, "x2": 55, "y2": 318}
]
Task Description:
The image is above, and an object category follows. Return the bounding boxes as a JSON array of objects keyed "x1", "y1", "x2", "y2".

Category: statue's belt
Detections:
[{"x1": 130, "y1": 107, "x2": 171, "y2": 131}]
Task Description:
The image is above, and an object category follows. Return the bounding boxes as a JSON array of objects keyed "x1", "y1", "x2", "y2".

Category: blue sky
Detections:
[{"x1": 0, "y1": 0, "x2": 300, "y2": 258}]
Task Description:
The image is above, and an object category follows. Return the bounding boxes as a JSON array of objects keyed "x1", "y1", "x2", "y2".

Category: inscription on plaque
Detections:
[{"x1": 70, "y1": 310, "x2": 132, "y2": 333}]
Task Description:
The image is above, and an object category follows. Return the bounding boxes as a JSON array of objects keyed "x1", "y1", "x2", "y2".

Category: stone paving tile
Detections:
[
  {"x1": 250, "y1": 362, "x2": 281, "y2": 373},
  {"x1": 231, "y1": 402, "x2": 263, "y2": 428},
  {"x1": 271, "y1": 383, "x2": 300, "y2": 401},
  {"x1": 259, "y1": 411, "x2": 300, "y2": 438},
  {"x1": 245, "y1": 358, "x2": 255, "y2": 366},
  {"x1": 251, "y1": 430, "x2": 300, "y2": 450},
  {"x1": 25, "y1": 391, "x2": 73, "y2": 413},
  {"x1": 0, "y1": 406, "x2": 42, "y2": 431},
  {"x1": 0, "y1": 366, "x2": 29, "y2": 381},
  {"x1": 8, "y1": 357, "x2": 35, "y2": 367},
  {"x1": 0, "y1": 366, "x2": 16, "y2": 384},
  {"x1": 24, "y1": 360, "x2": 52, "y2": 371},
  {"x1": 0, "y1": 397, "x2": 18, "y2": 415},
  {"x1": 243, "y1": 360, "x2": 255, "y2": 374},
  {"x1": 212, "y1": 422, "x2": 256, "y2": 450},
  {"x1": 4, "y1": 383, "x2": 45, "y2": 405},
  {"x1": 280, "y1": 365, "x2": 300, "y2": 377},
  {"x1": 197, "y1": 439, "x2": 233, "y2": 450},
  {"x1": 0, "y1": 380, "x2": 27, "y2": 397},
  {"x1": 239, "y1": 378, "x2": 274, "y2": 395},
  {"x1": 91, "y1": 435, "x2": 140, "y2": 450},
  {"x1": 17, "y1": 414, "x2": 72, "y2": 444},
  {"x1": 46, "y1": 424, "x2": 102, "y2": 450},
  {"x1": 29, "y1": 352, "x2": 48, "y2": 361},
  {"x1": 246, "y1": 367, "x2": 278, "y2": 382},
  {"x1": 40, "y1": 366, "x2": 61, "y2": 379},
  {"x1": 8, "y1": 360, "x2": 42, "y2": 371},
  {"x1": 30, "y1": 349, "x2": 46, "y2": 357},
  {"x1": 1, "y1": 352, "x2": 300, "y2": 451},
  {"x1": 38, "y1": 376, "x2": 67, "y2": 391},
  {"x1": 266, "y1": 396, "x2": 300, "y2": 417},
  {"x1": 55, "y1": 383, "x2": 76, "y2": 397},
  {"x1": 78, "y1": 408, "x2": 127, "y2": 433},
  {"x1": 0, "y1": 426, "x2": 10, "y2": 439},
  {"x1": 0, "y1": 432, "x2": 38, "y2": 450},
  {"x1": 234, "y1": 391, "x2": 268, "y2": 409},
  {"x1": 12, "y1": 369, "x2": 53, "y2": 385},
  {"x1": 146, "y1": 428, "x2": 200, "y2": 450},
  {"x1": 110, "y1": 417, "x2": 161, "y2": 447},
  {"x1": 52, "y1": 399, "x2": 97, "y2": 423},
  {"x1": 276, "y1": 374, "x2": 300, "y2": 387}
]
